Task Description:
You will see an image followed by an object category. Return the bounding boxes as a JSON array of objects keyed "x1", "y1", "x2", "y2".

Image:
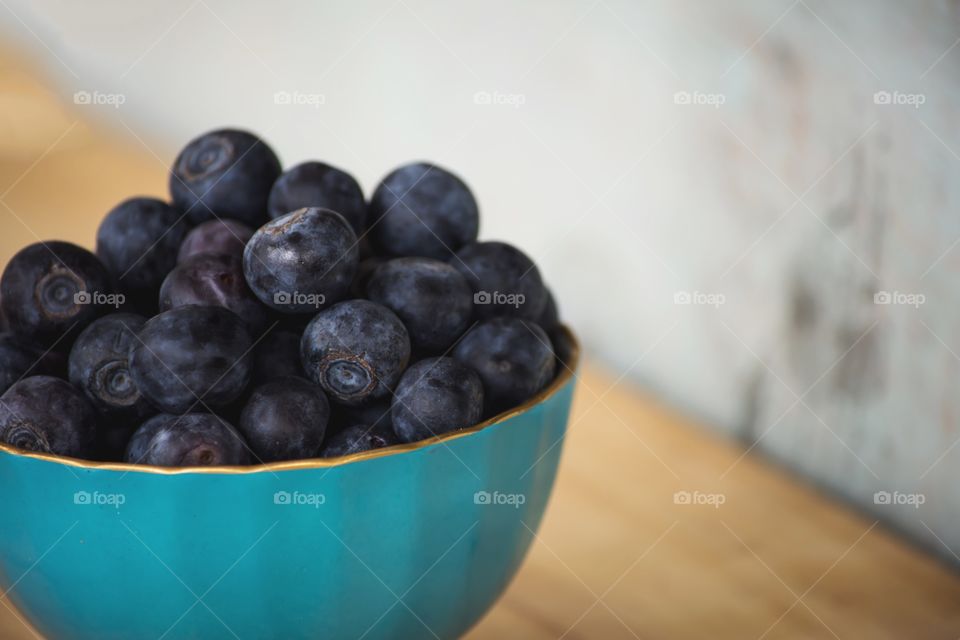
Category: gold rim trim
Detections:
[{"x1": 0, "y1": 326, "x2": 580, "y2": 475}]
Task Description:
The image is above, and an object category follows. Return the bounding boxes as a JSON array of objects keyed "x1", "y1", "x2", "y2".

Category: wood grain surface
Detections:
[{"x1": 2, "y1": 48, "x2": 960, "y2": 640}]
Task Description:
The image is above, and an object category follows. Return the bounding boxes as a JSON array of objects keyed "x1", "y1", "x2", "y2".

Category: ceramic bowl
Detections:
[{"x1": 0, "y1": 327, "x2": 579, "y2": 640}]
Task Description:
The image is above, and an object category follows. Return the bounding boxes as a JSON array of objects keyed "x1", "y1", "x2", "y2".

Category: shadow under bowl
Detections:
[{"x1": 0, "y1": 327, "x2": 580, "y2": 640}]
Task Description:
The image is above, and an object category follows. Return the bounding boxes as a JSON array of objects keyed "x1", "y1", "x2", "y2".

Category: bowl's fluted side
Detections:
[{"x1": 0, "y1": 377, "x2": 575, "y2": 640}]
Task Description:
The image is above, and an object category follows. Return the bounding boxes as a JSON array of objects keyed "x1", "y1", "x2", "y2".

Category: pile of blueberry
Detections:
[{"x1": 0, "y1": 129, "x2": 567, "y2": 467}]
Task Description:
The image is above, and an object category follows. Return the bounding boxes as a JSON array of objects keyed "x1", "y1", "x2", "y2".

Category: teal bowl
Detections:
[{"x1": 0, "y1": 328, "x2": 579, "y2": 640}]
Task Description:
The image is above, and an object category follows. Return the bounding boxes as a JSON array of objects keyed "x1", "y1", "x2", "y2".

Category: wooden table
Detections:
[{"x1": 2, "y1": 52, "x2": 960, "y2": 640}]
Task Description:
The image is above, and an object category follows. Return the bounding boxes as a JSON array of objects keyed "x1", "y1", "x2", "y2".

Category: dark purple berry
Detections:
[
  {"x1": 329, "y1": 399, "x2": 392, "y2": 435},
  {"x1": 96, "y1": 197, "x2": 189, "y2": 297},
  {"x1": 124, "y1": 412, "x2": 250, "y2": 467},
  {"x1": 1, "y1": 241, "x2": 115, "y2": 346},
  {"x1": 452, "y1": 318, "x2": 555, "y2": 415},
  {"x1": 68, "y1": 313, "x2": 153, "y2": 422},
  {"x1": 350, "y1": 256, "x2": 385, "y2": 298},
  {"x1": 159, "y1": 253, "x2": 269, "y2": 334},
  {"x1": 391, "y1": 357, "x2": 484, "y2": 443},
  {"x1": 243, "y1": 207, "x2": 358, "y2": 313},
  {"x1": 129, "y1": 305, "x2": 253, "y2": 413},
  {"x1": 549, "y1": 326, "x2": 575, "y2": 370},
  {"x1": 320, "y1": 423, "x2": 397, "y2": 458},
  {"x1": 95, "y1": 423, "x2": 140, "y2": 462},
  {"x1": 368, "y1": 162, "x2": 479, "y2": 259},
  {"x1": 538, "y1": 287, "x2": 560, "y2": 331},
  {"x1": 124, "y1": 413, "x2": 175, "y2": 464},
  {"x1": 238, "y1": 377, "x2": 329, "y2": 462},
  {"x1": 0, "y1": 333, "x2": 64, "y2": 395},
  {"x1": 170, "y1": 129, "x2": 281, "y2": 227},
  {"x1": 268, "y1": 161, "x2": 366, "y2": 234},
  {"x1": 366, "y1": 257, "x2": 474, "y2": 354},
  {"x1": 0, "y1": 376, "x2": 97, "y2": 458},
  {"x1": 178, "y1": 219, "x2": 254, "y2": 263},
  {"x1": 300, "y1": 300, "x2": 410, "y2": 406},
  {"x1": 250, "y1": 330, "x2": 303, "y2": 386},
  {"x1": 451, "y1": 241, "x2": 547, "y2": 321},
  {"x1": 357, "y1": 235, "x2": 376, "y2": 261}
]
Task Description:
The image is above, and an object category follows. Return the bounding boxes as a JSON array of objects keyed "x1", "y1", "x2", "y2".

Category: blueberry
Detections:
[
  {"x1": 273, "y1": 311, "x2": 313, "y2": 334},
  {"x1": 452, "y1": 318, "x2": 555, "y2": 415},
  {"x1": 0, "y1": 333, "x2": 65, "y2": 394},
  {"x1": 357, "y1": 235, "x2": 376, "y2": 261},
  {"x1": 124, "y1": 413, "x2": 175, "y2": 464},
  {"x1": 68, "y1": 313, "x2": 153, "y2": 423},
  {"x1": 368, "y1": 162, "x2": 479, "y2": 259},
  {"x1": 538, "y1": 287, "x2": 560, "y2": 331},
  {"x1": 319, "y1": 423, "x2": 398, "y2": 458},
  {"x1": 178, "y1": 219, "x2": 254, "y2": 263},
  {"x1": 329, "y1": 399, "x2": 392, "y2": 435},
  {"x1": 170, "y1": 129, "x2": 281, "y2": 227},
  {"x1": 243, "y1": 207, "x2": 358, "y2": 313},
  {"x1": 1, "y1": 241, "x2": 115, "y2": 346},
  {"x1": 268, "y1": 161, "x2": 366, "y2": 234},
  {"x1": 0, "y1": 376, "x2": 97, "y2": 458},
  {"x1": 301, "y1": 300, "x2": 410, "y2": 406},
  {"x1": 365, "y1": 257, "x2": 473, "y2": 353},
  {"x1": 160, "y1": 253, "x2": 269, "y2": 334},
  {"x1": 129, "y1": 305, "x2": 253, "y2": 413},
  {"x1": 238, "y1": 376, "x2": 329, "y2": 462},
  {"x1": 124, "y1": 412, "x2": 250, "y2": 467},
  {"x1": 250, "y1": 329, "x2": 304, "y2": 386},
  {"x1": 548, "y1": 325, "x2": 575, "y2": 370},
  {"x1": 391, "y1": 357, "x2": 484, "y2": 443},
  {"x1": 451, "y1": 241, "x2": 547, "y2": 321},
  {"x1": 96, "y1": 197, "x2": 189, "y2": 299},
  {"x1": 349, "y1": 256, "x2": 385, "y2": 298},
  {"x1": 95, "y1": 423, "x2": 141, "y2": 462}
]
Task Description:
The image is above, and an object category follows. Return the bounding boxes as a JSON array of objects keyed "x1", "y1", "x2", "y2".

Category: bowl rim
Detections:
[{"x1": 0, "y1": 326, "x2": 580, "y2": 474}]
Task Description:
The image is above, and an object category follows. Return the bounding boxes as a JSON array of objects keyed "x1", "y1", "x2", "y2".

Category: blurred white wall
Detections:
[{"x1": 2, "y1": 0, "x2": 960, "y2": 560}]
